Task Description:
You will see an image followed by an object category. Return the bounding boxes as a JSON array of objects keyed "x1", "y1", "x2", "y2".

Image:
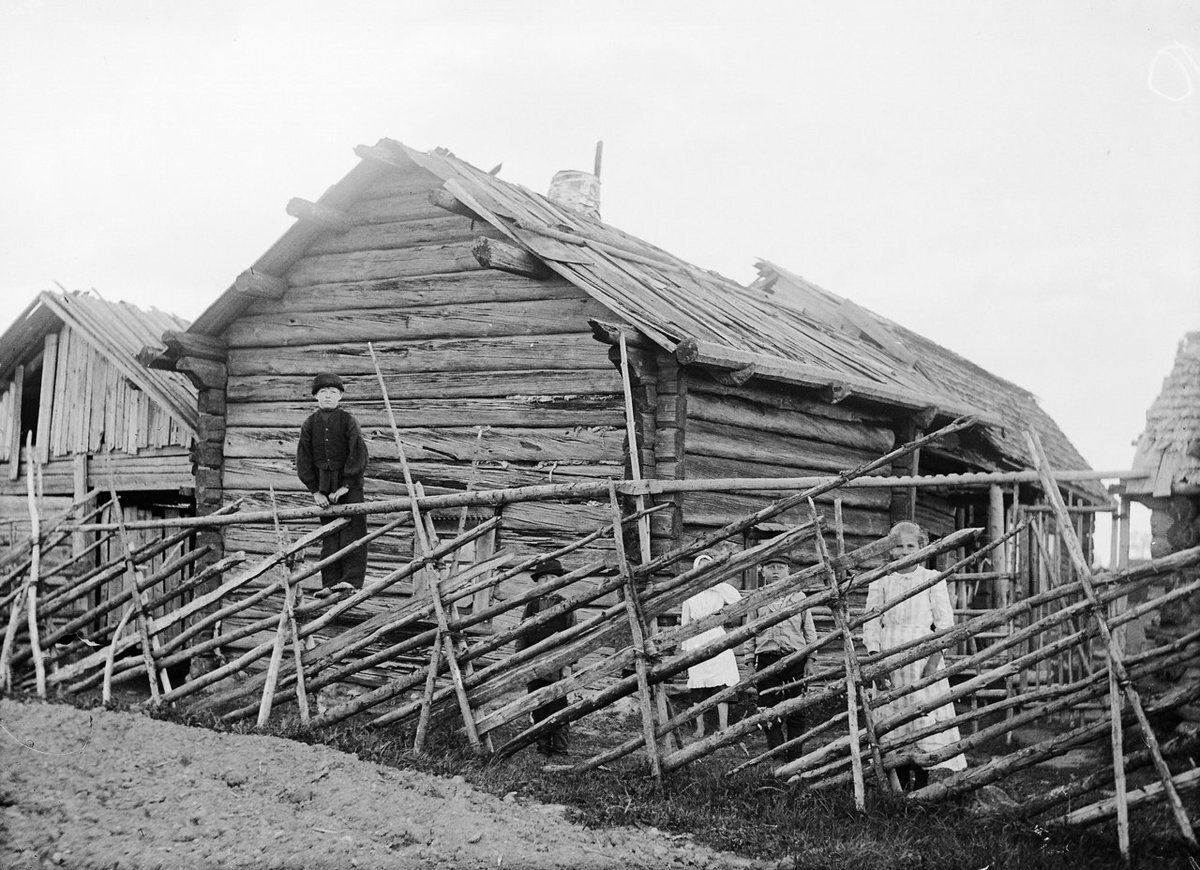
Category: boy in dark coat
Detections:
[
  {"x1": 514, "y1": 559, "x2": 575, "y2": 755},
  {"x1": 296, "y1": 372, "x2": 369, "y2": 595}
]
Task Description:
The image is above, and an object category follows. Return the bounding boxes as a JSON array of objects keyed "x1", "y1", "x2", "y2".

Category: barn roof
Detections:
[
  {"x1": 0, "y1": 291, "x2": 198, "y2": 434},
  {"x1": 174, "y1": 138, "x2": 1102, "y2": 497},
  {"x1": 1129, "y1": 331, "x2": 1200, "y2": 499},
  {"x1": 752, "y1": 261, "x2": 1106, "y2": 500}
]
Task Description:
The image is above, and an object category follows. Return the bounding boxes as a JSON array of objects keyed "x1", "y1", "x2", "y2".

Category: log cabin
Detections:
[
  {"x1": 146, "y1": 139, "x2": 1108, "y2": 682},
  {"x1": 0, "y1": 290, "x2": 199, "y2": 632}
]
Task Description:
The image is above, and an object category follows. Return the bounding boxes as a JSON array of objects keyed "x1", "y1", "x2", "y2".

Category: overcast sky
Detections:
[{"x1": 2, "y1": 2, "x2": 1198, "y2": 555}]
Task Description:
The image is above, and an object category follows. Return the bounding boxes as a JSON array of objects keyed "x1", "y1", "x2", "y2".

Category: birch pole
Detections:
[
  {"x1": 1025, "y1": 429, "x2": 1196, "y2": 848},
  {"x1": 815, "y1": 499, "x2": 869, "y2": 804},
  {"x1": 24, "y1": 432, "x2": 46, "y2": 697},
  {"x1": 369, "y1": 341, "x2": 482, "y2": 752}
]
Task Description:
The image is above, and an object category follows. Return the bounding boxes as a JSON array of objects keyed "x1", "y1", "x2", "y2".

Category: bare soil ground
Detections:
[{"x1": 0, "y1": 698, "x2": 767, "y2": 870}]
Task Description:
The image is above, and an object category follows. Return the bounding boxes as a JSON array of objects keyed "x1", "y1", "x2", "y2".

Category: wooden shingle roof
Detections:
[
  {"x1": 752, "y1": 261, "x2": 1106, "y2": 501},
  {"x1": 0, "y1": 291, "x2": 198, "y2": 434},
  {"x1": 1130, "y1": 331, "x2": 1200, "y2": 498}
]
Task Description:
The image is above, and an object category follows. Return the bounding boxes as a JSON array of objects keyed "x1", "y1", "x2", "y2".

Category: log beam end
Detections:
[
  {"x1": 286, "y1": 198, "x2": 354, "y2": 233},
  {"x1": 233, "y1": 269, "x2": 288, "y2": 300},
  {"x1": 471, "y1": 237, "x2": 550, "y2": 279}
]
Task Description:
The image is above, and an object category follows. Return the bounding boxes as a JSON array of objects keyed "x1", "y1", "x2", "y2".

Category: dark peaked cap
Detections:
[{"x1": 311, "y1": 373, "x2": 345, "y2": 394}]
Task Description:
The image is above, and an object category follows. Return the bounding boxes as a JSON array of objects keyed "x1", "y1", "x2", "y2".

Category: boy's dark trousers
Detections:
[
  {"x1": 319, "y1": 485, "x2": 368, "y2": 588},
  {"x1": 528, "y1": 677, "x2": 570, "y2": 754},
  {"x1": 755, "y1": 652, "x2": 808, "y2": 760}
]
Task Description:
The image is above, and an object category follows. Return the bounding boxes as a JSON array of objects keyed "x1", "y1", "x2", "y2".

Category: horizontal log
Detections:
[
  {"x1": 428, "y1": 188, "x2": 480, "y2": 219},
  {"x1": 687, "y1": 391, "x2": 894, "y2": 453},
  {"x1": 226, "y1": 369, "x2": 620, "y2": 403},
  {"x1": 223, "y1": 424, "x2": 624, "y2": 463},
  {"x1": 162, "y1": 330, "x2": 227, "y2": 363},
  {"x1": 346, "y1": 190, "x2": 455, "y2": 225},
  {"x1": 233, "y1": 269, "x2": 287, "y2": 300},
  {"x1": 285, "y1": 198, "x2": 354, "y2": 233},
  {"x1": 225, "y1": 298, "x2": 613, "y2": 348},
  {"x1": 684, "y1": 456, "x2": 889, "y2": 509},
  {"x1": 686, "y1": 419, "x2": 884, "y2": 473},
  {"x1": 243, "y1": 271, "x2": 583, "y2": 316},
  {"x1": 228, "y1": 333, "x2": 611, "y2": 378},
  {"x1": 472, "y1": 238, "x2": 551, "y2": 279},
  {"x1": 680, "y1": 491, "x2": 890, "y2": 537},
  {"x1": 285, "y1": 243, "x2": 485, "y2": 288},
  {"x1": 225, "y1": 397, "x2": 625, "y2": 429},
  {"x1": 223, "y1": 457, "x2": 621, "y2": 495},
  {"x1": 305, "y1": 215, "x2": 498, "y2": 256}
]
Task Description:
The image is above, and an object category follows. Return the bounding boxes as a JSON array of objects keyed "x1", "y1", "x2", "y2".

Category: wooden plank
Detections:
[
  {"x1": 226, "y1": 298, "x2": 614, "y2": 348},
  {"x1": 245, "y1": 271, "x2": 583, "y2": 316},
  {"x1": 35, "y1": 334, "x2": 58, "y2": 465},
  {"x1": 226, "y1": 369, "x2": 620, "y2": 403},
  {"x1": 224, "y1": 424, "x2": 625, "y2": 463},
  {"x1": 284, "y1": 243, "x2": 485, "y2": 288},
  {"x1": 7, "y1": 366, "x2": 23, "y2": 480},
  {"x1": 225, "y1": 397, "x2": 624, "y2": 429}
]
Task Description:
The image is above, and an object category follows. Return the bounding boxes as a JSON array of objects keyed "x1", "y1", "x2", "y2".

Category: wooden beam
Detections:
[
  {"x1": 232, "y1": 269, "x2": 287, "y2": 300},
  {"x1": 429, "y1": 189, "x2": 480, "y2": 220},
  {"x1": 820, "y1": 382, "x2": 852, "y2": 404},
  {"x1": 587, "y1": 318, "x2": 653, "y2": 349},
  {"x1": 175, "y1": 358, "x2": 227, "y2": 392},
  {"x1": 471, "y1": 237, "x2": 550, "y2": 279},
  {"x1": 712, "y1": 363, "x2": 755, "y2": 387},
  {"x1": 162, "y1": 330, "x2": 228, "y2": 363},
  {"x1": 286, "y1": 197, "x2": 354, "y2": 233}
]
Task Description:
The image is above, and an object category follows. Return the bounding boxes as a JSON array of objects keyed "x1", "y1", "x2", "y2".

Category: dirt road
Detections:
[{"x1": 0, "y1": 699, "x2": 766, "y2": 869}]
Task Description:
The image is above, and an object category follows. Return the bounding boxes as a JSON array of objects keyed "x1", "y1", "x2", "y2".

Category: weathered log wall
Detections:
[{"x1": 212, "y1": 158, "x2": 629, "y2": 679}]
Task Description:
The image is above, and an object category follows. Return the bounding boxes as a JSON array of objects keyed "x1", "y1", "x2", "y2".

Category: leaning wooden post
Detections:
[
  {"x1": 609, "y1": 481, "x2": 664, "y2": 785},
  {"x1": 814, "y1": 499, "x2": 878, "y2": 801},
  {"x1": 23, "y1": 433, "x2": 46, "y2": 697},
  {"x1": 258, "y1": 487, "x2": 309, "y2": 726},
  {"x1": 102, "y1": 604, "x2": 135, "y2": 704},
  {"x1": 1026, "y1": 430, "x2": 1196, "y2": 848},
  {"x1": 618, "y1": 333, "x2": 675, "y2": 747},
  {"x1": 106, "y1": 490, "x2": 162, "y2": 704},
  {"x1": 369, "y1": 342, "x2": 483, "y2": 752}
]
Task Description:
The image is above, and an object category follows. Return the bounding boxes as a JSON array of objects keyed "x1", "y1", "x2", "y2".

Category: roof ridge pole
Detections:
[{"x1": 1025, "y1": 429, "x2": 1197, "y2": 851}]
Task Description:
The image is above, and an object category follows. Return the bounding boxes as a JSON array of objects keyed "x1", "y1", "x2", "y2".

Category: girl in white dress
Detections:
[
  {"x1": 680, "y1": 554, "x2": 742, "y2": 737},
  {"x1": 862, "y1": 522, "x2": 967, "y2": 785}
]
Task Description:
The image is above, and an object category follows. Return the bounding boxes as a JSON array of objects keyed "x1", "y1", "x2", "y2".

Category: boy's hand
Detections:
[{"x1": 313, "y1": 492, "x2": 331, "y2": 508}]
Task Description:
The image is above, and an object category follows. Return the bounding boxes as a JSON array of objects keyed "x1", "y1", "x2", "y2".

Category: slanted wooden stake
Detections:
[
  {"x1": 609, "y1": 480, "x2": 663, "y2": 784},
  {"x1": 369, "y1": 341, "x2": 483, "y2": 752},
  {"x1": 102, "y1": 604, "x2": 135, "y2": 704},
  {"x1": 23, "y1": 433, "x2": 46, "y2": 697},
  {"x1": 106, "y1": 491, "x2": 161, "y2": 704},
  {"x1": 259, "y1": 486, "x2": 308, "y2": 727},
  {"x1": 812, "y1": 498, "x2": 883, "y2": 800},
  {"x1": 1025, "y1": 429, "x2": 1196, "y2": 848}
]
